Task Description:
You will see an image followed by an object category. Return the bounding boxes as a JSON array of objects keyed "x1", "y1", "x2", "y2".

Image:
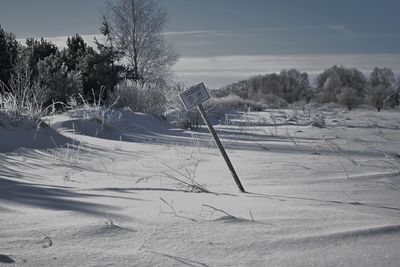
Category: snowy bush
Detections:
[
  {"x1": 315, "y1": 66, "x2": 366, "y2": 102},
  {"x1": 164, "y1": 108, "x2": 202, "y2": 130},
  {"x1": 67, "y1": 91, "x2": 122, "y2": 132},
  {"x1": 109, "y1": 80, "x2": 167, "y2": 115},
  {"x1": 311, "y1": 114, "x2": 326, "y2": 128},
  {"x1": 261, "y1": 94, "x2": 288, "y2": 109},
  {"x1": 109, "y1": 80, "x2": 139, "y2": 109},
  {"x1": 205, "y1": 94, "x2": 264, "y2": 113},
  {"x1": 0, "y1": 53, "x2": 51, "y2": 121}
]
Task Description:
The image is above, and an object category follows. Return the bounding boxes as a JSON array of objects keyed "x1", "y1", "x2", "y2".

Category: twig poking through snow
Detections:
[
  {"x1": 159, "y1": 197, "x2": 177, "y2": 216},
  {"x1": 322, "y1": 136, "x2": 357, "y2": 165},
  {"x1": 159, "y1": 197, "x2": 197, "y2": 221},
  {"x1": 104, "y1": 212, "x2": 136, "y2": 232},
  {"x1": 160, "y1": 161, "x2": 212, "y2": 193},
  {"x1": 137, "y1": 225, "x2": 157, "y2": 251},
  {"x1": 249, "y1": 210, "x2": 254, "y2": 222},
  {"x1": 202, "y1": 204, "x2": 236, "y2": 219}
]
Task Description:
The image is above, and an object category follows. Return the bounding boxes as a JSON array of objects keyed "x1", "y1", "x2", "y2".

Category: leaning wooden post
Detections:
[
  {"x1": 197, "y1": 103, "x2": 245, "y2": 192},
  {"x1": 179, "y1": 82, "x2": 245, "y2": 193}
]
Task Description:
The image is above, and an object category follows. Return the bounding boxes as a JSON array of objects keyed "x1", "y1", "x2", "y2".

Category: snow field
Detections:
[{"x1": 1, "y1": 108, "x2": 400, "y2": 266}]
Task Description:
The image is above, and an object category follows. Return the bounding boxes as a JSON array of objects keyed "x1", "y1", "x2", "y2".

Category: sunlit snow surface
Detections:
[{"x1": 1, "y1": 107, "x2": 400, "y2": 266}]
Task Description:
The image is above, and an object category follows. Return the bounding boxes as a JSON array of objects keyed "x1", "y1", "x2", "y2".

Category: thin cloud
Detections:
[
  {"x1": 327, "y1": 24, "x2": 357, "y2": 37},
  {"x1": 164, "y1": 26, "x2": 312, "y2": 38},
  {"x1": 164, "y1": 30, "x2": 220, "y2": 36},
  {"x1": 164, "y1": 30, "x2": 236, "y2": 38}
]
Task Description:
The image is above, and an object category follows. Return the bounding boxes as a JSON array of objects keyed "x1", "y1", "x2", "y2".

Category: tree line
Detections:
[
  {"x1": 0, "y1": 0, "x2": 178, "y2": 115},
  {"x1": 217, "y1": 66, "x2": 400, "y2": 111}
]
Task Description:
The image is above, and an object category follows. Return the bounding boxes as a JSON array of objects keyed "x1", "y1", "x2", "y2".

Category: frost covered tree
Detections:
[
  {"x1": 315, "y1": 65, "x2": 367, "y2": 103},
  {"x1": 106, "y1": 0, "x2": 178, "y2": 84},
  {"x1": 337, "y1": 87, "x2": 361, "y2": 111},
  {"x1": 367, "y1": 67, "x2": 397, "y2": 111},
  {"x1": 316, "y1": 65, "x2": 367, "y2": 94},
  {"x1": 245, "y1": 70, "x2": 309, "y2": 104},
  {"x1": 367, "y1": 85, "x2": 392, "y2": 111},
  {"x1": 279, "y1": 69, "x2": 310, "y2": 103},
  {"x1": 317, "y1": 75, "x2": 342, "y2": 103},
  {"x1": 368, "y1": 67, "x2": 396, "y2": 89}
]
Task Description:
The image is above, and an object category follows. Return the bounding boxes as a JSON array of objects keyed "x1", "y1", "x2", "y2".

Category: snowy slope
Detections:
[{"x1": 0, "y1": 108, "x2": 399, "y2": 266}]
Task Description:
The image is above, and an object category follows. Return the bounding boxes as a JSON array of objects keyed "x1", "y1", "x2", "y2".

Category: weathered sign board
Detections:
[
  {"x1": 179, "y1": 82, "x2": 210, "y2": 111},
  {"x1": 179, "y1": 83, "x2": 245, "y2": 193}
]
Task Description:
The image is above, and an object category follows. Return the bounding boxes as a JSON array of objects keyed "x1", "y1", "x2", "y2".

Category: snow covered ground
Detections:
[{"x1": 1, "y1": 107, "x2": 400, "y2": 266}]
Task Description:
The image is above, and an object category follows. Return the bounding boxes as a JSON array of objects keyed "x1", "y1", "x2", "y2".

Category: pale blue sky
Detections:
[
  {"x1": 1, "y1": 0, "x2": 399, "y2": 87},
  {"x1": 1, "y1": 0, "x2": 399, "y2": 56}
]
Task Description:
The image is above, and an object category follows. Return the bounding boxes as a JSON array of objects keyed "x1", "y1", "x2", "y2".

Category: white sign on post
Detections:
[
  {"x1": 179, "y1": 82, "x2": 246, "y2": 193},
  {"x1": 180, "y1": 82, "x2": 210, "y2": 110}
]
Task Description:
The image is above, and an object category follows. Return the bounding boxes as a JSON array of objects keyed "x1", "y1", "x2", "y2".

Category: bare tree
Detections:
[{"x1": 106, "y1": 0, "x2": 178, "y2": 84}]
